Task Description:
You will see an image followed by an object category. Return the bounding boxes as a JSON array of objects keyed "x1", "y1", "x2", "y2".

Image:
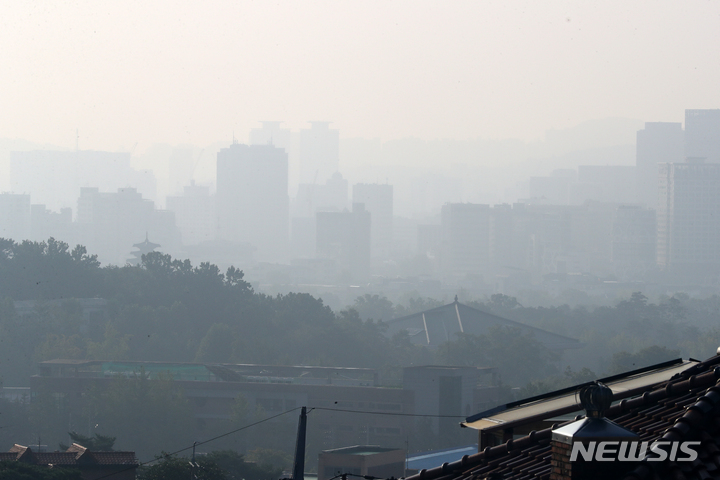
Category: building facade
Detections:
[{"x1": 216, "y1": 143, "x2": 289, "y2": 262}]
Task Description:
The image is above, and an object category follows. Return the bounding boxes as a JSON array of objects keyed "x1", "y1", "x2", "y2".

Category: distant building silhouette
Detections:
[
  {"x1": 299, "y1": 122, "x2": 339, "y2": 184},
  {"x1": 657, "y1": 161, "x2": 720, "y2": 280},
  {"x1": 128, "y1": 234, "x2": 161, "y2": 266},
  {"x1": 166, "y1": 182, "x2": 216, "y2": 246},
  {"x1": 316, "y1": 203, "x2": 371, "y2": 282},
  {"x1": 685, "y1": 109, "x2": 720, "y2": 163},
  {"x1": 574, "y1": 165, "x2": 637, "y2": 204},
  {"x1": 612, "y1": 205, "x2": 656, "y2": 279},
  {"x1": 636, "y1": 122, "x2": 684, "y2": 207},
  {"x1": 76, "y1": 187, "x2": 180, "y2": 265},
  {"x1": 352, "y1": 183, "x2": 393, "y2": 259},
  {"x1": 216, "y1": 143, "x2": 289, "y2": 262},
  {"x1": 250, "y1": 121, "x2": 292, "y2": 151},
  {"x1": 0, "y1": 193, "x2": 30, "y2": 241},
  {"x1": 295, "y1": 171, "x2": 349, "y2": 217},
  {"x1": 29, "y1": 204, "x2": 74, "y2": 243},
  {"x1": 10, "y1": 150, "x2": 156, "y2": 212},
  {"x1": 440, "y1": 203, "x2": 490, "y2": 280}
]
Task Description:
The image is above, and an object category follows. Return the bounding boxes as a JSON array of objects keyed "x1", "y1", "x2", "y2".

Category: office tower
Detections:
[
  {"x1": 250, "y1": 121, "x2": 292, "y2": 152},
  {"x1": 30, "y1": 205, "x2": 74, "y2": 244},
  {"x1": 575, "y1": 165, "x2": 637, "y2": 204},
  {"x1": 291, "y1": 173, "x2": 349, "y2": 257},
  {"x1": 657, "y1": 161, "x2": 720, "y2": 279},
  {"x1": 685, "y1": 109, "x2": 720, "y2": 163},
  {"x1": 612, "y1": 205, "x2": 656, "y2": 279},
  {"x1": 315, "y1": 203, "x2": 371, "y2": 282},
  {"x1": 167, "y1": 147, "x2": 197, "y2": 196},
  {"x1": 295, "y1": 172, "x2": 349, "y2": 217},
  {"x1": 528, "y1": 170, "x2": 574, "y2": 205},
  {"x1": 352, "y1": 183, "x2": 393, "y2": 259},
  {"x1": 76, "y1": 187, "x2": 180, "y2": 265},
  {"x1": 636, "y1": 122, "x2": 684, "y2": 207},
  {"x1": 10, "y1": 150, "x2": 156, "y2": 212},
  {"x1": 0, "y1": 193, "x2": 31, "y2": 241},
  {"x1": 166, "y1": 182, "x2": 216, "y2": 246},
  {"x1": 216, "y1": 143, "x2": 289, "y2": 262},
  {"x1": 440, "y1": 203, "x2": 490, "y2": 278},
  {"x1": 299, "y1": 122, "x2": 339, "y2": 184}
]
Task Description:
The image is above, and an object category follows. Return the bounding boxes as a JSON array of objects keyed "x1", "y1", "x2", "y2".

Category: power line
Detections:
[
  {"x1": 311, "y1": 407, "x2": 465, "y2": 418},
  {"x1": 93, "y1": 406, "x2": 302, "y2": 480},
  {"x1": 91, "y1": 405, "x2": 463, "y2": 480}
]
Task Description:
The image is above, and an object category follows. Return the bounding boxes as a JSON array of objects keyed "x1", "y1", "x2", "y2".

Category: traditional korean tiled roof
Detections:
[
  {"x1": 0, "y1": 443, "x2": 137, "y2": 467},
  {"x1": 403, "y1": 354, "x2": 720, "y2": 480}
]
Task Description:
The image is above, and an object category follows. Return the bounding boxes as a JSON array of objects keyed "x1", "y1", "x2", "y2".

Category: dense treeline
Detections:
[
  {"x1": 2, "y1": 238, "x2": 720, "y2": 461},
  {"x1": 2, "y1": 237, "x2": 718, "y2": 389},
  {"x1": 351, "y1": 291, "x2": 720, "y2": 391},
  {"x1": 0, "y1": 238, "x2": 399, "y2": 387}
]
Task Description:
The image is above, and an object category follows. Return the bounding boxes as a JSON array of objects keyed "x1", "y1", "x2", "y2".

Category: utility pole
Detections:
[
  {"x1": 292, "y1": 407, "x2": 308, "y2": 480},
  {"x1": 189, "y1": 441, "x2": 198, "y2": 480}
]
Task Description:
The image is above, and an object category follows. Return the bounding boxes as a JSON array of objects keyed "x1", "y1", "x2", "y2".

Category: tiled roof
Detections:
[
  {"x1": 0, "y1": 445, "x2": 137, "y2": 467},
  {"x1": 403, "y1": 354, "x2": 720, "y2": 480}
]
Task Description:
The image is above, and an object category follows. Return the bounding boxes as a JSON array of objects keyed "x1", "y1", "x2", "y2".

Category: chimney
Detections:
[{"x1": 550, "y1": 382, "x2": 638, "y2": 480}]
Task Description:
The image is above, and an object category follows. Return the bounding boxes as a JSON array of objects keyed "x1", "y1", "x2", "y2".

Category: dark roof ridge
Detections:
[
  {"x1": 405, "y1": 359, "x2": 720, "y2": 480},
  {"x1": 403, "y1": 426, "x2": 560, "y2": 480},
  {"x1": 606, "y1": 365, "x2": 720, "y2": 418},
  {"x1": 623, "y1": 374, "x2": 720, "y2": 479}
]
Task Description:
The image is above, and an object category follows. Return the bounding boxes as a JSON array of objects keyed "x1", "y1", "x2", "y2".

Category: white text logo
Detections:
[{"x1": 569, "y1": 441, "x2": 700, "y2": 462}]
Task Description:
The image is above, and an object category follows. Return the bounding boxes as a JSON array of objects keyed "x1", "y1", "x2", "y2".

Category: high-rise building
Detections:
[
  {"x1": 216, "y1": 143, "x2": 289, "y2": 262},
  {"x1": 30, "y1": 205, "x2": 74, "y2": 244},
  {"x1": 166, "y1": 182, "x2": 216, "y2": 246},
  {"x1": 0, "y1": 193, "x2": 31, "y2": 241},
  {"x1": 657, "y1": 161, "x2": 720, "y2": 279},
  {"x1": 575, "y1": 165, "x2": 637, "y2": 204},
  {"x1": 10, "y1": 150, "x2": 156, "y2": 212},
  {"x1": 612, "y1": 205, "x2": 656, "y2": 279},
  {"x1": 299, "y1": 122, "x2": 339, "y2": 184},
  {"x1": 685, "y1": 109, "x2": 720, "y2": 163},
  {"x1": 76, "y1": 187, "x2": 180, "y2": 265},
  {"x1": 352, "y1": 183, "x2": 393, "y2": 259},
  {"x1": 440, "y1": 203, "x2": 490, "y2": 278},
  {"x1": 636, "y1": 122, "x2": 684, "y2": 207},
  {"x1": 294, "y1": 172, "x2": 349, "y2": 217},
  {"x1": 249, "y1": 121, "x2": 292, "y2": 152},
  {"x1": 316, "y1": 203, "x2": 371, "y2": 281}
]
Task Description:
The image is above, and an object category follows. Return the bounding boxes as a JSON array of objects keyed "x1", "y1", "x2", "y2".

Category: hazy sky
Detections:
[{"x1": 1, "y1": 1, "x2": 719, "y2": 151}]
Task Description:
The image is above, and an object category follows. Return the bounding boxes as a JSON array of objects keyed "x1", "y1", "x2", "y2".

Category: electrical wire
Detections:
[
  {"x1": 91, "y1": 406, "x2": 302, "y2": 480},
  {"x1": 311, "y1": 407, "x2": 466, "y2": 418},
  {"x1": 86, "y1": 404, "x2": 463, "y2": 480}
]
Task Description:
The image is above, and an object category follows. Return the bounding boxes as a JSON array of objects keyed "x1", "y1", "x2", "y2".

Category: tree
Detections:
[
  {"x1": 139, "y1": 451, "x2": 280, "y2": 480},
  {"x1": 0, "y1": 462, "x2": 82, "y2": 480},
  {"x1": 608, "y1": 345, "x2": 681, "y2": 375},
  {"x1": 138, "y1": 455, "x2": 226, "y2": 480},
  {"x1": 436, "y1": 327, "x2": 559, "y2": 386},
  {"x1": 88, "y1": 370, "x2": 195, "y2": 460},
  {"x1": 60, "y1": 431, "x2": 116, "y2": 451},
  {"x1": 352, "y1": 294, "x2": 395, "y2": 321},
  {"x1": 195, "y1": 324, "x2": 237, "y2": 363},
  {"x1": 209, "y1": 450, "x2": 283, "y2": 480}
]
